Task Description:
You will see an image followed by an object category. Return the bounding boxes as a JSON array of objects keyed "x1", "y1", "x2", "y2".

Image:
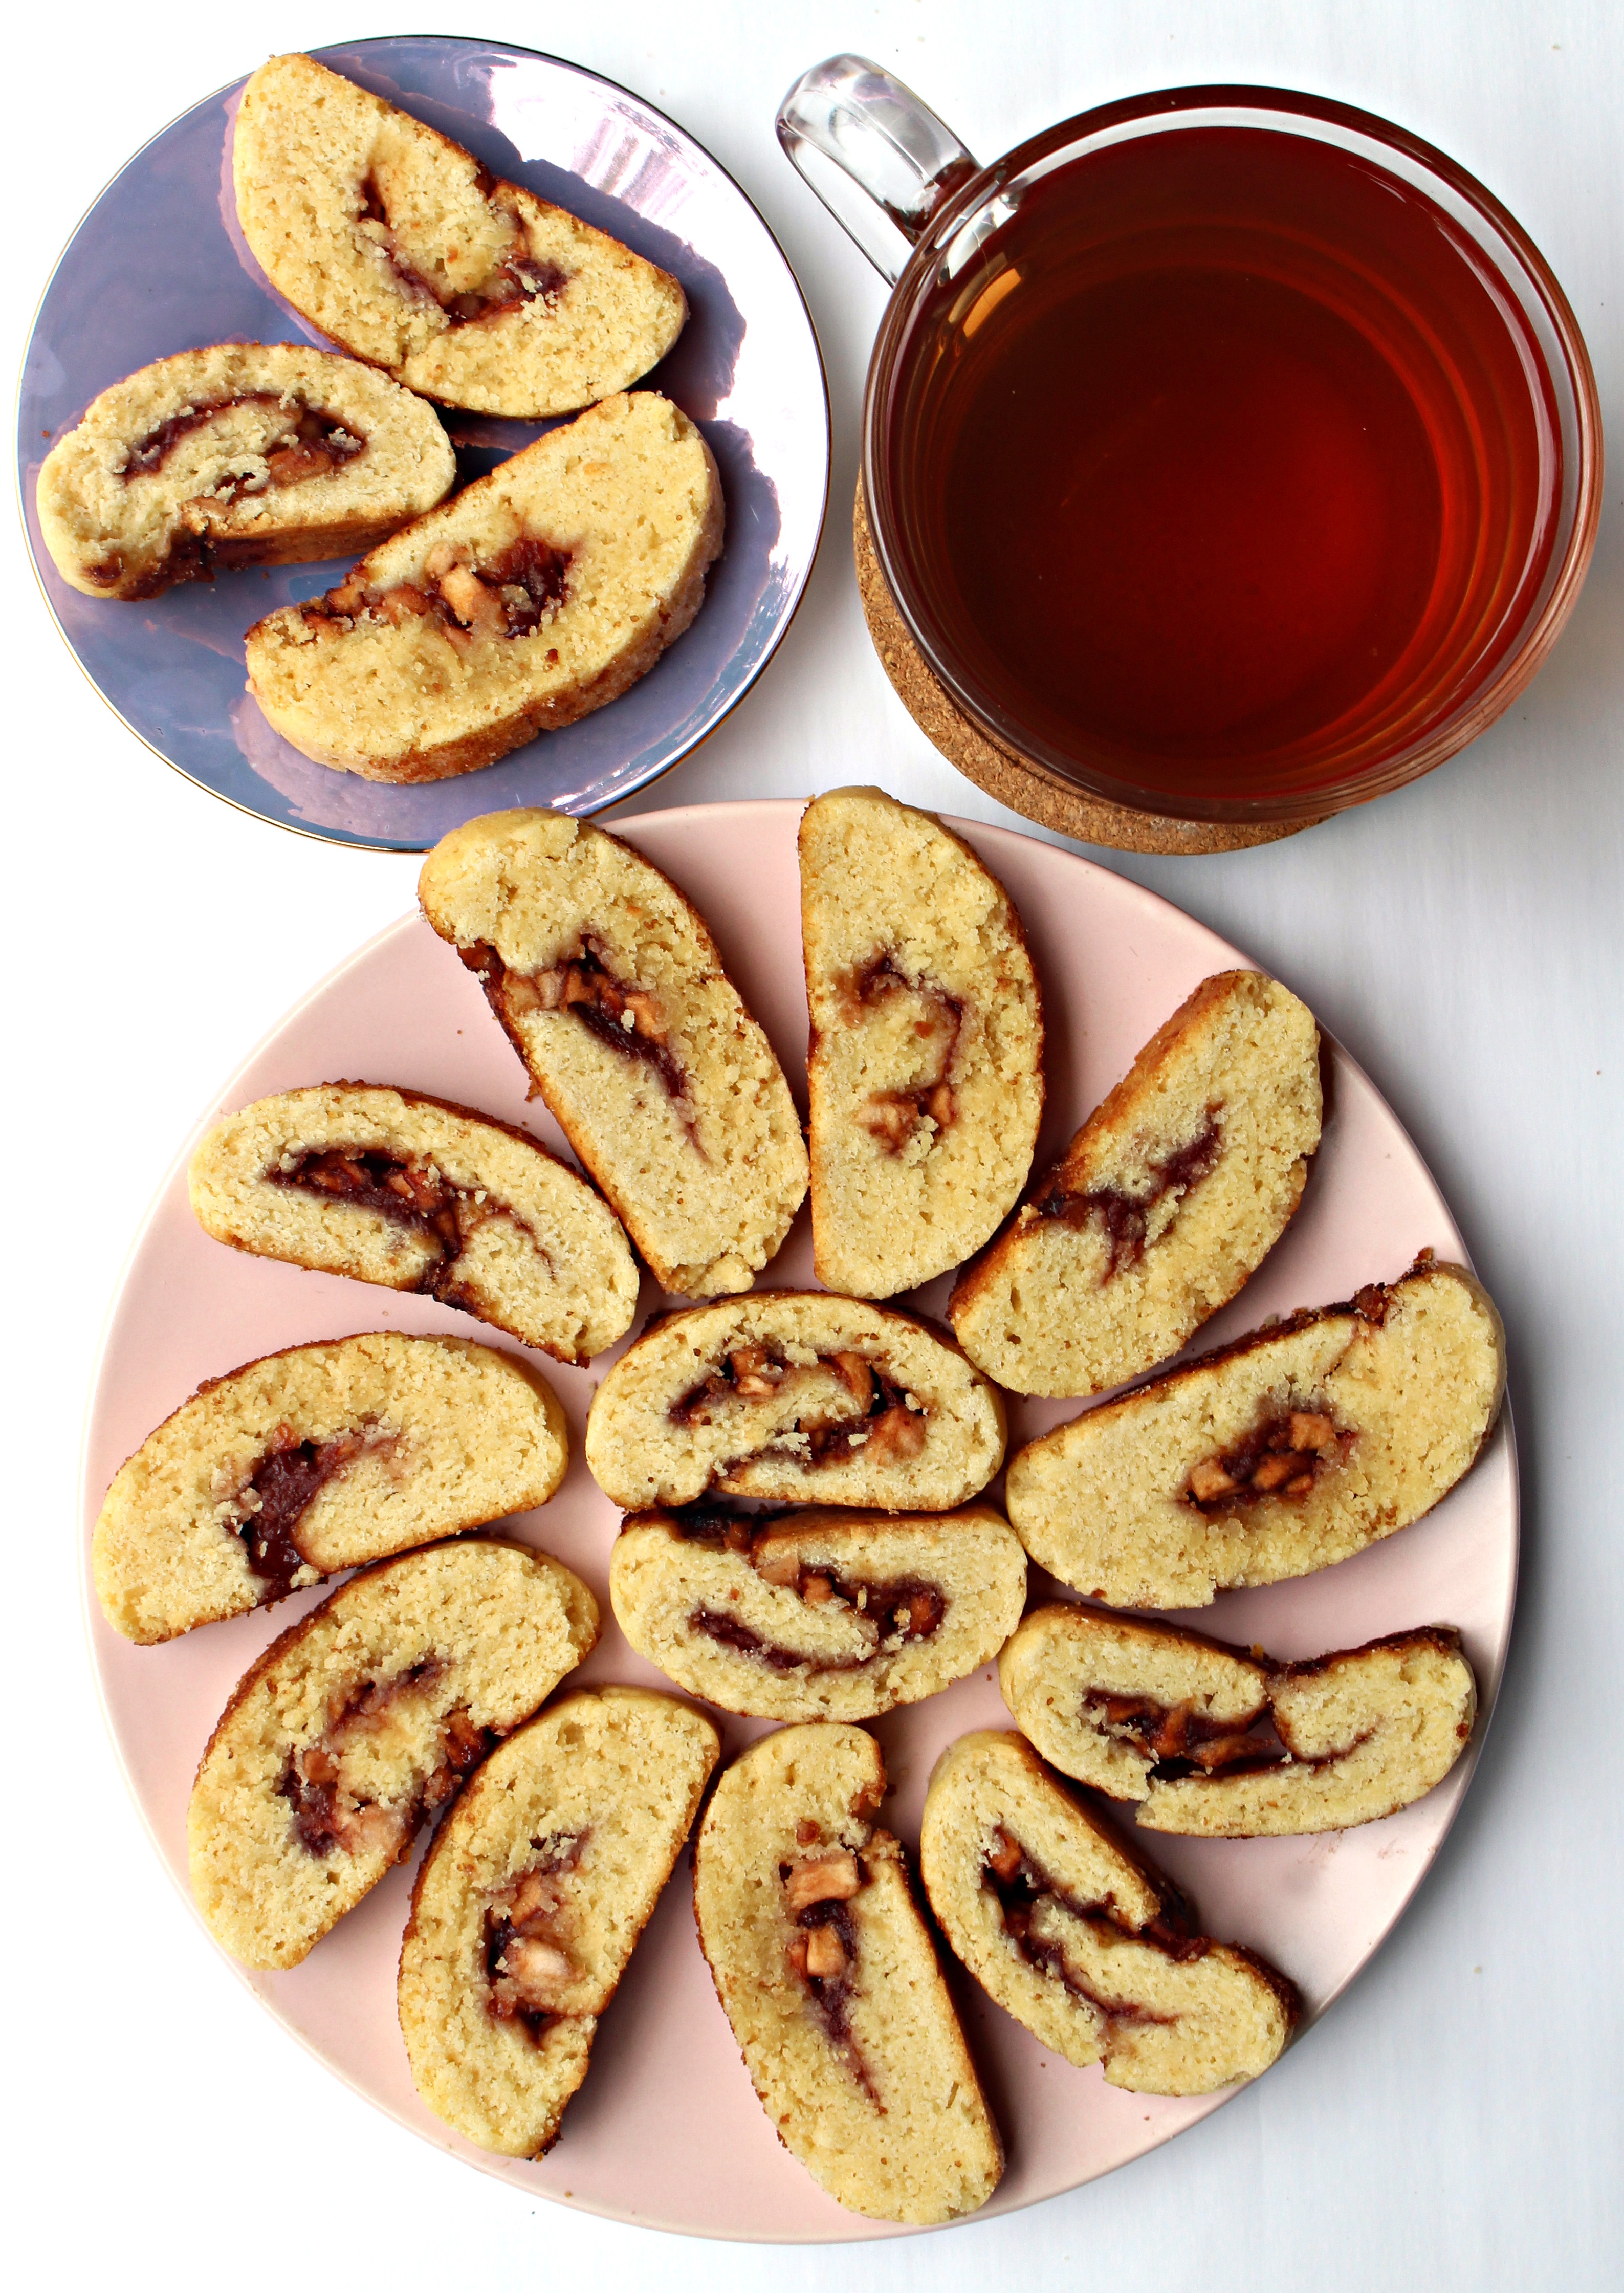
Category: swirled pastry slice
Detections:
[
  {"x1": 1003, "y1": 1258, "x2": 1505, "y2": 1609},
  {"x1": 951, "y1": 970, "x2": 1321, "y2": 1396},
  {"x1": 693, "y1": 1723, "x2": 1002, "y2": 2224},
  {"x1": 420, "y1": 809, "x2": 806, "y2": 1295},
  {"x1": 585, "y1": 1293, "x2": 1006, "y2": 1511},
  {"x1": 188, "y1": 1083, "x2": 638, "y2": 1364},
  {"x1": 94, "y1": 1333, "x2": 568, "y2": 1644},
  {"x1": 233, "y1": 53, "x2": 686, "y2": 417},
  {"x1": 610, "y1": 1502, "x2": 1026, "y2": 1720},
  {"x1": 400, "y1": 1687, "x2": 718, "y2": 2156},
  {"x1": 1000, "y1": 1607, "x2": 1477, "y2": 1835},
  {"x1": 800, "y1": 788, "x2": 1044, "y2": 1297},
  {"x1": 920, "y1": 1732, "x2": 1297, "y2": 2095},
  {"x1": 188, "y1": 1539, "x2": 599, "y2": 1969},
  {"x1": 36, "y1": 342, "x2": 454, "y2": 601},
  {"x1": 246, "y1": 393, "x2": 722, "y2": 782}
]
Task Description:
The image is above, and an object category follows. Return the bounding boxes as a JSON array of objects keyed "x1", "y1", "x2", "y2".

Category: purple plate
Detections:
[{"x1": 17, "y1": 37, "x2": 830, "y2": 850}]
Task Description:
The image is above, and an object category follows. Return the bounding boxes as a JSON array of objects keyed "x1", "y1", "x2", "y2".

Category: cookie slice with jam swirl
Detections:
[
  {"x1": 951, "y1": 968, "x2": 1322, "y2": 1396},
  {"x1": 693, "y1": 1722, "x2": 1003, "y2": 2225},
  {"x1": 610, "y1": 1501, "x2": 1026, "y2": 1720},
  {"x1": 400, "y1": 1687, "x2": 718, "y2": 2156},
  {"x1": 233, "y1": 53, "x2": 686, "y2": 418},
  {"x1": 420, "y1": 807, "x2": 806, "y2": 1296},
  {"x1": 188, "y1": 1539, "x2": 598, "y2": 1970},
  {"x1": 189, "y1": 1083, "x2": 638, "y2": 1364}
]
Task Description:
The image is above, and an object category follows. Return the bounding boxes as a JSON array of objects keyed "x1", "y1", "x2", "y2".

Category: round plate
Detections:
[
  {"x1": 80, "y1": 802, "x2": 1516, "y2": 2240},
  {"x1": 19, "y1": 42, "x2": 829, "y2": 850}
]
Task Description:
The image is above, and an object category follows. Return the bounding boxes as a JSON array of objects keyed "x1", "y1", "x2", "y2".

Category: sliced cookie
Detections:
[
  {"x1": 419, "y1": 809, "x2": 807, "y2": 1295},
  {"x1": 951, "y1": 970, "x2": 1321, "y2": 1396},
  {"x1": 1001, "y1": 1607, "x2": 1478, "y2": 1835},
  {"x1": 35, "y1": 341, "x2": 454, "y2": 601},
  {"x1": 799, "y1": 787, "x2": 1044, "y2": 1297},
  {"x1": 94, "y1": 1333, "x2": 568, "y2": 1644},
  {"x1": 246, "y1": 393, "x2": 722, "y2": 782},
  {"x1": 610, "y1": 1502, "x2": 1026, "y2": 1720},
  {"x1": 399, "y1": 1687, "x2": 719, "y2": 2155},
  {"x1": 233, "y1": 53, "x2": 686, "y2": 417},
  {"x1": 693, "y1": 1722, "x2": 1002, "y2": 2224},
  {"x1": 188, "y1": 1539, "x2": 599, "y2": 1969},
  {"x1": 585, "y1": 1293, "x2": 1006, "y2": 1511},
  {"x1": 189, "y1": 1083, "x2": 638, "y2": 1364},
  {"x1": 920, "y1": 1731, "x2": 1298, "y2": 2094},
  {"x1": 1003, "y1": 1257, "x2": 1506, "y2": 1609}
]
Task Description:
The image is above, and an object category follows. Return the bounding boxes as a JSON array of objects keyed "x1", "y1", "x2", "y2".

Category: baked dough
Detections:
[
  {"x1": 610, "y1": 1502, "x2": 1026, "y2": 1720},
  {"x1": 94, "y1": 1332, "x2": 568, "y2": 1643},
  {"x1": 951, "y1": 970, "x2": 1321, "y2": 1396},
  {"x1": 692, "y1": 1722, "x2": 1002, "y2": 2224},
  {"x1": 188, "y1": 1083, "x2": 638, "y2": 1363},
  {"x1": 419, "y1": 808, "x2": 806, "y2": 1294},
  {"x1": 1003, "y1": 1258, "x2": 1506, "y2": 1608},
  {"x1": 399, "y1": 1687, "x2": 718, "y2": 2155},
  {"x1": 188, "y1": 1538, "x2": 599, "y2": 1968},
  {"x1": 1000, "y1": 1606, "x2": 1478, "y2": 1835},
  {"x1": 36, "y1": 341, "x2": 454, "y2": 600},
  {"x1": 233, "y1": 53, "x2": 686, "y2": 416},
  {"x1": 585, "y1": 1292, "x2": 1006, "y2": 1511},
  {"x1": 800, "y1": 787, "x2": 1044, "y2": 1296},
  {"x1": 920, "y1": 1731, "x2": 1297, "y2": 2094},
  {"x1": 245, "y1": 393, "x2": 722, "y2": 782}
]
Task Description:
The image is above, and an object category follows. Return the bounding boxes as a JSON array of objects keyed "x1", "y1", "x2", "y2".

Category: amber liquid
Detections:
[{"x1": 886, "y1": 129, "x2": 1561, "y2": 804}]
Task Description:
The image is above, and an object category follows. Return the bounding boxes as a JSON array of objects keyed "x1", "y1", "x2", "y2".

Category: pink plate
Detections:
[{"x1": 79, "y1": 800, "x2": 1517, "y2": 2241}]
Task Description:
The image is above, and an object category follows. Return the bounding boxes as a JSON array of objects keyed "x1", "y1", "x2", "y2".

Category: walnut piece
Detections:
[{"x1": 785, "y1": 1851, "x2": 863, "y2": 1911}]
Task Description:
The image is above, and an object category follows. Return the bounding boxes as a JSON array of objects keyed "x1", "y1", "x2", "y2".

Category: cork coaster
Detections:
[{"x1": 853, "y1": 482, "x2": 1320, "y2": 855}]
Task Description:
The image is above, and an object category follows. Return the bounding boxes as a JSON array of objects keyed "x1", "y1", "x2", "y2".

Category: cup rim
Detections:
[{"x1": 861, "y1": 81, "x2": 1605, "y2": 826}]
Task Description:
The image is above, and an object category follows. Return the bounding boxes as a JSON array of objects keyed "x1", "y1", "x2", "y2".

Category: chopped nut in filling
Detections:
[
  {"x1": 780, "y1": 1848, "x2": 877, "y2": 2097},
  {"x1": 357, "y1": 168, "x2": 570, "y2": 326},
  {"x1": 483, "y1": 1831, "x2": 588, "y2": 2041},
  {"x1": 277, "y1": 1656, "x2": 495, "y2": 1863},
  {"x1": 981, "y1": 1826, "x2": 1200, "y2": 2026},
  {"x1": 1033, "y1": 1113, "x2": 1224, "y2": 1279},
  {"x1": 266, "y1": 1142, "x2": 544, "y2": 1305},
  {"x1": 1184, "y1": 1404, "x2": 1354, "y2": 1511},
  {"x1": 838, "y1": 952, "x2": 963, "y2": 1155},
  {"x1": 457, "y1": 934, "x2": 696, "y2": 1134},
  {"x1": 214, "y1": 1422, "x2": 397, "y2": 1596},
  {"x1": 666, "y1": 1346, "x2": 930, "y2": 1473},
  {"x1": 317, "y1": 534, "x2": 572, "y2": 649}
]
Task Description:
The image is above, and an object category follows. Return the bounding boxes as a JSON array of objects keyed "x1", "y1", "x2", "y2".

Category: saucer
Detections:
[{"x1": 18, "y1": 38, "x2": 829, "y2": 850}]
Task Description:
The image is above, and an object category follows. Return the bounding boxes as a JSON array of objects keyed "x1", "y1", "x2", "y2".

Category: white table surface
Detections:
[{"x1": 6, "y1": 2, "x2": 1619, "y2": 2284}]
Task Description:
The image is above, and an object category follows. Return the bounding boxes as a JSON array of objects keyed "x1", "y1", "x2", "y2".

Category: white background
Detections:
[{"x1": 5, "y1": 3, "x2": 1619, "y2": 2286}]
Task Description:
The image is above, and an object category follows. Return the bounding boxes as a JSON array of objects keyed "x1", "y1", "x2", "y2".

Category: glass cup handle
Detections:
[{"x1": 776, "y1": 54, "x2": 981, "y2": 285}]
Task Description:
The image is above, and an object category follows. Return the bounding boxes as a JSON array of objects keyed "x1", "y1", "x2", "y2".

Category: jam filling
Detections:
[
  {"x1": 457, "y1": 936, "x2": 695, "y2": 1134},
  {"x1": 1033, "y1": 1115, "x2": 1224, "y2": 1279},
  {"x1": 839, "y1": 952, "x2": 964, "y2": 1153},
  {"x1": 484, "y1": 1831, "x2": 589, "y2": 2043},
  {"x1": 229, "y1": 1424, "x2": 390, "y2": 1596},
  {"x1": 358, "y1": 170, "x2": 570, "y2": 326},
  {"x1": 320, "y1": 533, "x2": 572, "y2": 646},
  {"x1": 782, "y1": 1851, "x2": 881, "y2": 2103},
  {"x1": 1082, "y1": 1692, "x2": 1288, "y2": 1781},
  {"x1": 1186, "y1": 1404, "x2": 1354, "y2": 1510},
  {"x1": 119, "y1": 393, "x2": 366, "y2": 487},
  {"x1": 277, "y1": 1656, "x2": 495, "y2": 1861},
  {"x1": 266, "y1": 1144, "x2": 537, "y2": 1308},
  {"x1": 689, "y1": 1536, "x2": 947, "y2": 1672},
  {"x1": 667, "y1": 1345, "x2": 929, "y2": 1475},
  {"x1": 982, "y1": 1826, "x2": 1204, "y2": 2024}
]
